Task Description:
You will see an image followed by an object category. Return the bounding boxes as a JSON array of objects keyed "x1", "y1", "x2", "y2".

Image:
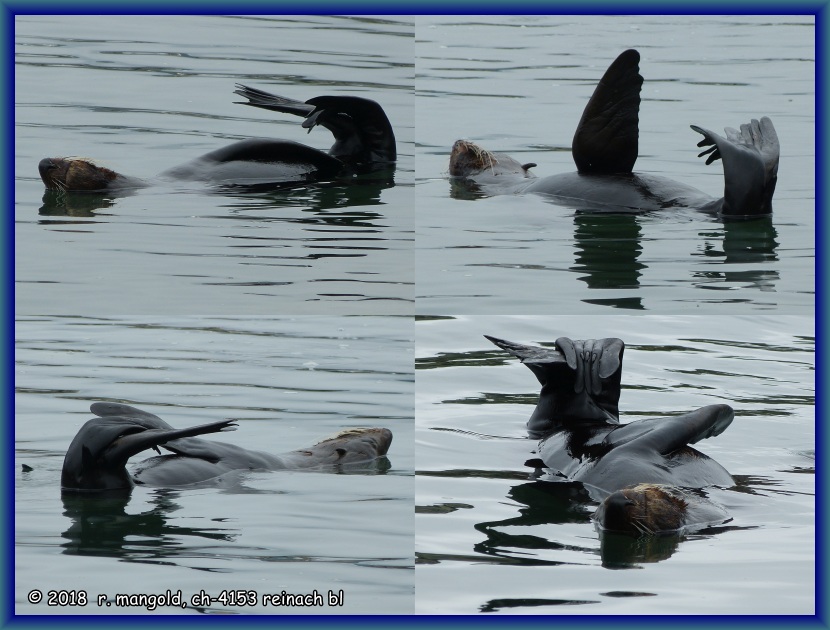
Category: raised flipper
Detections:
[
  {"x1": 486, "y1": 335, "x2": 623, "y2": 435},
  {"x1": 571, "y1": 49, "x2": 643, "y2": 174},
  {"x1": 233, "y1": 84, "x2": 315, "y2": 118},
  {"x1": 234, "y1": 84, "x2": 396, "y2": 164},
  {"x1": 691, "y1": 116, "x2": 779, "y2": 217},
  {"x1": 90, "y1": 402, "x2": 169, "y2": 427},
  {"x1": 634, "y1": 404, "x2": 734, "y2": 455},
  {"x1": 62, "y1": 404, "x2": 237, "y2": 491}
]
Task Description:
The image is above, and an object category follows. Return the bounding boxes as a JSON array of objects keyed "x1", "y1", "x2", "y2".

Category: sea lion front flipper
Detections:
[
  {"x1": 637, "y1": 404, "x2": 734, "y2": 455},
  {"x1": 571, "y1": 49, "x2": 643, "y2": 174},
  {"x1": 691, "y1": 116, "x2": 779, "y2": 217}
]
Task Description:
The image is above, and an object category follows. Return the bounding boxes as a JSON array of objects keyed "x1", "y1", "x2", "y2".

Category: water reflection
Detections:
[
  {"x1": 60, "y1": 490, "x2": 237, "y2": 561},
  {"x1": 449, "y1": 179, "x2": 781, "y2": 307},
  {"x1": 39, "y1": 167, "x2": 396, "y2": 217},
  {"x1": 695, "y1": 217, "x2": 780, "y2": 292},
  {"x1": 420, "y1": 472, "x2": 748, "y2": 581},
  {"x1": 571, "y1": 213, "x2": 645, "y2": 310}
]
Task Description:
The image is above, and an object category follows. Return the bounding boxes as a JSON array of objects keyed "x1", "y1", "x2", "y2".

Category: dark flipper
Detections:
[
  {"x1": 692, "y1": 116, "x2": 779, "y2": 217},
  {"x1": 233, "y1": 84, "x2": 315, "y2": 118},
  {"x1": 234, "y1": 84, "x2": 396, "y2": 164},
  {"x1": 635, "y1": 404, "x2": 734, "y2": 455},
  {"x1": 485, "y1": 335, "x2": 623, "y2": 435},
  {"x1": 571, "y1": 49, "x2": 643, "y2": 174},
  {"x1": 62, "y1": 404, "x2": 237, "y2": 491}
]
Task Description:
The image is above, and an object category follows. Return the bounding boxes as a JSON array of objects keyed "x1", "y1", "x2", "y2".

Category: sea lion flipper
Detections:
[
  {"x1": 304, "y1": 96, "x2": 397, "y2": 162},
  {"x1": 637, "y1": 404, "x2": 734, "y2": 455},
  {"x1": 484, "y1": 335, "x2": 564, "y2": 365},
  {"x1": 112, "y1": 418, "x2": 238, "y2": 464},
  {"x1": 488, "y1": 335, "x2": 623, "y2": 432},
  {"x1": 571, "y1": 49, "x2": 643, "y2": 174},
  {"x1": 90, "y1": 402, "x2": 167, "y2": 426},
  {"x1": 691, "y1": 116, "x2": 779, "y2": 216},
  {"x1": 233, "y1": 84, "x2": 315, "y2": 118},
  {"x1": 235, "y1": 85, "x2": 396, "y2": 163},
  {"x1": 62, "y1": 412, "x2": 237, "y2": 491}
]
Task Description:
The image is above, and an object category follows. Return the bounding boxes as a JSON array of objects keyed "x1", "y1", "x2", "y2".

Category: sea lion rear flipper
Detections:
[
  {"x1": 637, "y1": 404, "x2": 734, "y2": 455},
  {"x1": 234, "y1": 85, "x2": 396, "y2": 163},
  {"x1": 234, "y1": 84, "x2": 315, "y2": 118},
  {"x1": 691, "y1": 116, "x2": 779, "y2": 217},
  {"x1": 90, "y1": 402, "x2": 169, "y2": 427},
  {"x1": 62, "y1": 411, "x2": 237, "y2": 490},
  {"x1": 571, "y1": 49, "x2": 643, "y2": 174},
  {"x1": 109, "y1": 419, "x2": 238, "y2": 465},
  {"x1": 486, "y1": 335, "x2": 623, "y2": 434},
  {"x1": 484, "y1": 335, "x2": 564, "y2": 366}
]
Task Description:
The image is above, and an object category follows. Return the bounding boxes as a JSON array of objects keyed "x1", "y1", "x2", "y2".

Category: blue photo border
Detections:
[{"x1": 2, "y1": 2, "x2": 825, "y2": 628}]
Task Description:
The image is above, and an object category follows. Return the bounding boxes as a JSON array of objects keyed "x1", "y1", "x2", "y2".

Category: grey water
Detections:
[
  {"x1": 15, "y1": 15, "x2": 414, "y2": 315},
  {"x1": 415, "y1": 315, "x2": 814, "y2": 615},
  {"x1": 15, "y1": 316, "x2": 414, "y2": 615},
  {"x1": 415, "y1": 15, "x2": 814, "y2": 314}
]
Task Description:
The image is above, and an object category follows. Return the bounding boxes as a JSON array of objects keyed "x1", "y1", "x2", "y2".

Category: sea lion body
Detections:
[
  {"x1": 61, "y1": 402, "x2": 392, "y2": 492},
  {"x1": 39, "y1": 88, "x2": 396, "y2": 193},
  {"x1": 451, "y1": 49, "x2": 779, "y2": 219},
  {"x1": 487, "y1": 335, "x2": 735, "y2": 534},
  {"x1": 533, "y1": 408, "x2": 735, "y2": 493}
]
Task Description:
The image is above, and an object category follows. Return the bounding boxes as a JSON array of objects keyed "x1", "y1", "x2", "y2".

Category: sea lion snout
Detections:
[{"x1": 38, "y1": 157, "x2": 57, "y2": 175}]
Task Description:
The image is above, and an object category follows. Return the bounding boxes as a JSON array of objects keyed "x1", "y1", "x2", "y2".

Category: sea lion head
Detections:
[
  {"x1": 449, "y1": 140, "x2": 535, "y2": 180},
  {"x1": 593, "y1": 483, "x2": 687, "y2": 536},
  {"x1": 297, "y1": 427, "x2": 393, "y2": 465},
  {"x1": 39, "y1": 157, "x2": 119, "y2": 192}
]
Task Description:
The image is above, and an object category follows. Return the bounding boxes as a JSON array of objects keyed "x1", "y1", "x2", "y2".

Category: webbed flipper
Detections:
[
  {"x1": 234, "y1": 85, "x2": 396, "y2": 163},
  {"x1": 62, "y1": 404, "x2": 237, "y2": 491},
  {"x1": 486, "y1": 335, "x2": 624, "y2": 435},
  {"x1": 692, "y1": 116, "x2": 779, "y2": 217}
]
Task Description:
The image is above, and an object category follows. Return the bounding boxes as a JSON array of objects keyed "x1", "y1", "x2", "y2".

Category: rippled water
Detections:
[
  {"x1": 415, "y1": 315, "x2": 814, "y2": 614},
  {"x1": 15, "y1": 316, "x2": 414, "y2": 615},
  {"x1": 15, "y1": 15, "x2": 414, "y2": 314},
  {"x1": 415, "y1": 15, "x2": 814, "y2": 314}
]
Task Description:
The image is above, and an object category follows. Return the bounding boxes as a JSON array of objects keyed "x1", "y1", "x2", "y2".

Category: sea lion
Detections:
[
  {"x1": 593, "y1": 483, "x2": 731, "y2": 536},
  {"x1": 486, "y1": 335, "x2": 735, "y2": 535},
  {"x1": 451, "y1": 50, "x2": 779, "y2": 219},
  {"x1": 486, "y1": 335, "x2": 735, "y2": 490},
  {"x1": 61, "y1": 402, "x2": 393, "y2": 493},
  {"x1": 39, "y1": 86, "x2": 396, "y2": 193}
]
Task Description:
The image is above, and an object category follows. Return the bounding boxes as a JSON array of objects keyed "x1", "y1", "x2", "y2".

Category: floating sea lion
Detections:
[
  {"x1": 39, "y1": 85, "x2": 396, "y2": 193},
  {"x1": 451, "y1": 50, "x2": 779, "y2": 219},
  {"x1": 61, "y1": 402, "x2": 393, "y2": 492},
  {"x1": 593, "y1": 483, "x2": 731, "y2": 536},
  {"x1": 486, "y1": 335, "x2": 734, "y2": 535}
]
